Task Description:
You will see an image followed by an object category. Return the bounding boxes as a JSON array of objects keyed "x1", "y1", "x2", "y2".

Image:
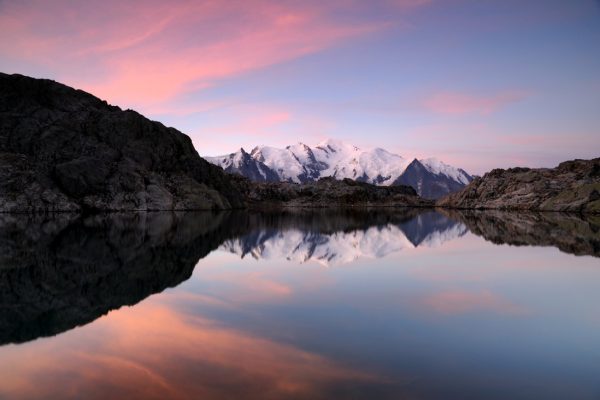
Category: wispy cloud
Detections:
[
  {"x1": 423, "y1": 90, "x2": 530, "y2": 115},
  {"x1": 0, "y1": 0, "x2": 416, "y2": 111}
]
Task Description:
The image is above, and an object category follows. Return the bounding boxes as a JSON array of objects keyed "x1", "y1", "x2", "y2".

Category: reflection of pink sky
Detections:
[
  {"x1": 421, "y1": 289, "x2": 529, "y2": 316},
  {"x1": 0, "y1": 233, "x2": 598, "y2": 398},
  {"x1": 0, "y1": 300, "x2": 383, "y2": 400}
]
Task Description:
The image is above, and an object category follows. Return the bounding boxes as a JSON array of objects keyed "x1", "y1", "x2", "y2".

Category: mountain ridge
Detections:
[{"x1": 205, "y1": 139, "x2": 473, "y2": 199}]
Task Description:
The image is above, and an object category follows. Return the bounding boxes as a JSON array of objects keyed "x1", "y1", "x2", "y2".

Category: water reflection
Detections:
[
  {"x1": 0, "y1": 209, "x2": 599, "y2": 399},
  {"x1": 0, "y1": 209, "x2": 598, "y2": 346},
  {"x1": 0, "y1": 300, "x2": 387, "y2": 400},
  {"x1": 0, "y1": 212, "x2": 241, "y2": 345},
  {"x1": 444, "y1": 210, "x2": 600, "y2": 257},
  {"x1": 221, "y1": 210, "x2": 467, "y2": 266}
]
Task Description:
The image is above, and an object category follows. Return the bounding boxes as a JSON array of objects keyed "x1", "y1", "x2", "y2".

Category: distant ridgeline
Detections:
[{"x1": 205, "y1": 140, "x2": 473, "y2": 199}]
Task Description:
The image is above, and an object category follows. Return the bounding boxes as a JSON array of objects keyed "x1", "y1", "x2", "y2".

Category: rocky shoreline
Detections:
[{"x1": 437, "y1": 159, "x2": 600, "y2": 214}]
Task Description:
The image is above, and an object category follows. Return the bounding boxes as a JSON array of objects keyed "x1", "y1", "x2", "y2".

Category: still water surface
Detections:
[{"x1": 0, "y1": 209, "x2": 598, "y2": 399}]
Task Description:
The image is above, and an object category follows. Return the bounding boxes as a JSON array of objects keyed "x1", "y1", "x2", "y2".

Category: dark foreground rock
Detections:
[
  {"x1": 442, "y1": 209, "x2": 600, "y2": 257},
  {"x1": 437, "y1": 158, "x2": 600, "y2": 213},
  {"x1": 232, "y1": 176, "x2": 433, "y2": 208},
  {"x1": 0, "y1": 73, "x2": 244, "y2": 211}
]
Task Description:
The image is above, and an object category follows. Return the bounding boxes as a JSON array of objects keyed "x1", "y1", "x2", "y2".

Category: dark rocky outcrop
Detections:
[
  {"x1": 232, "y1": 176, "x2": 433, "y2": 208},
  {"x1": 0, "y1": 73, "x2": 243, "y2": 211},
  {"x1": 437, "y1": 158, "x2": 600, "y2": 213},
  {"x1": 442, "y1": 209, "x2": 600, "y2": 258}
]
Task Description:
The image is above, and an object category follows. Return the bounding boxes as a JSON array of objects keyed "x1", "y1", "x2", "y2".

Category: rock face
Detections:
[
  {"x1": 0, "y1": 73, "x2": 243, "y2": 211},
  {"x1": 437, "y1": 158, "x2": 600, "y2": 213},
  {"x1": 232, "y1": 176, "x2": 433, "y2": 208}
]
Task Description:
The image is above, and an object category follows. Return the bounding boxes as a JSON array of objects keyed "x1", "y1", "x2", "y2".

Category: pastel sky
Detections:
[{"x1": 1, "y1": 0, "x2": 599, "y2": 174}]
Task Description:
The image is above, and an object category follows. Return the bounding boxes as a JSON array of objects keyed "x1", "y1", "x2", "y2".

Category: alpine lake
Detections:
[{"x1": 0, "y1": 208, "x2": 598, "y2": 399}]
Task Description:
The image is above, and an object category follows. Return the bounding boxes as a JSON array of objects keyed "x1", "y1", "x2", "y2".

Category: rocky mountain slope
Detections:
[
  {"x1": 0, "y1": 73, "x2": 243, "y2": 212},
  {"x1": 205, "y1": 140, "x2": 472, "y2": 199},
  {"x1": 437, "y1": 158, "x2": 600, "y2": 213}
]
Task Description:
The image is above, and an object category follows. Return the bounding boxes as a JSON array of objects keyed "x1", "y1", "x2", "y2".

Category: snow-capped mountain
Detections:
[
  {"x1": 204, "y1": 139, "x2": 472, "y2": 199},
  {"x1": 219, "y1": 211, "x2": 467, "y2": 267}
]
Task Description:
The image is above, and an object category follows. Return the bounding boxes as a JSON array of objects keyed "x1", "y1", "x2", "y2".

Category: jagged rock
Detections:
[
  {"x1": 0, "y1": 73, "x2": 243, "y2": 211},
  {"x1": 437, "y1": 158, "x2": 600, "y2": 213},
  {"x1": 232, "y1": 176, "x2": 433, "y2": 208}
]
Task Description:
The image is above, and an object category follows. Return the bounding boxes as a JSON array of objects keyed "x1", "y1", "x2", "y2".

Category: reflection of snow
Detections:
[
  {"x1": 220, "y1": 222, "x2": 467, "y2": 267},
  {"x1": 420, "y1": 223, "x2": 468, "y2": 248}
]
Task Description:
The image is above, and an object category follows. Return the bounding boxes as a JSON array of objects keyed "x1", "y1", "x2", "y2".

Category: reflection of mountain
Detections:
[
  {"x1": 221, "y1": 210, "x2": 467, "y2": 266},
  {"x1": 443, "y1": 210, "x2": 600, "y2": 258}
]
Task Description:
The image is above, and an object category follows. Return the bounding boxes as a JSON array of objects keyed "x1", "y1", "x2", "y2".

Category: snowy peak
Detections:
[
  {"x1": 420, "y1": 157, "x2": 472, "y2": 185},
  {"x1": 203, "y1": 139, "x2": 472, "y2": 198}
]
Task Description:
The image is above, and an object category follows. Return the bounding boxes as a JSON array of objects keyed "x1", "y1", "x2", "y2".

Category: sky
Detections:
[{"x1": 0, "y1": 0, "x2": 599, "y2": 175}]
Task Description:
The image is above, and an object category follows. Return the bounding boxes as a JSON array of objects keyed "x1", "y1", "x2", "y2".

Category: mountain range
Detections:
[{"x1": 205, "y1": 139, "x2": 473, "y2": 199}]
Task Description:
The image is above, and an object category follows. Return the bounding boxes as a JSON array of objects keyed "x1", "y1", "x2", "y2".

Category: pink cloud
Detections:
[
  {"x1": 0, "y1": 1, "x2": 418, "y2": 111},
  {"x1": 423, "y1": 90, "x2": 529, "y2": 115}
]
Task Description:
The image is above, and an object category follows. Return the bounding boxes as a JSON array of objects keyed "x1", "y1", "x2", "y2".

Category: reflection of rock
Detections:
[
  {"x1": 221, "y1": 209, "x2": 467, "y2": 266},
  {"x1": 442, "y1": 210, "x2": 600, "y2": 257},
  {"x1": 0, "y1": 212, "x2": 244, "y2": 345}
]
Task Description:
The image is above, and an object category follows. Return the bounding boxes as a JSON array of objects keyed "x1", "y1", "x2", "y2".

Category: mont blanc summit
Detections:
[{"x1": 205, "y1": 139, "x2": 473, "y2": 199}]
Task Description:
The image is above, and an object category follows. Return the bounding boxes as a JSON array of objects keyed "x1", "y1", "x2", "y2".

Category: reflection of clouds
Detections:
[
  {"x1": 0, "y1": 300, "x2": 383, "y2": 400},
  {"x1": 421, "y1": 290, "x2": 529, "y2": 316}
]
